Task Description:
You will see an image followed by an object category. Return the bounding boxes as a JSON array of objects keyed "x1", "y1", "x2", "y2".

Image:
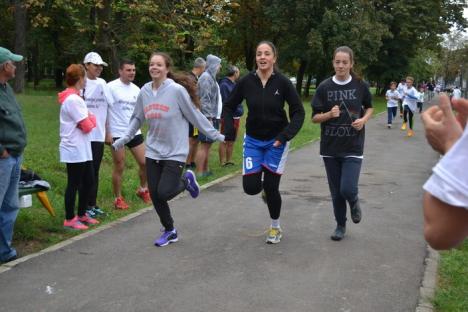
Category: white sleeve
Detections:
[
  {"x1": 67, "y1": 97, "x2": 88, "y2": 123},
  {"x1": 423, "y1": 127, "x2": 468, "y2": 209}
]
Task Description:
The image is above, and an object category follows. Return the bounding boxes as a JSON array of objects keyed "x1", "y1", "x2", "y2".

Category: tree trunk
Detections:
[
  {"x1": 13, "y1": 0, "x2": 27, "y2": 93},
  {"x1": 95, "y1": 0, "x2": 118, "y2": 80},
  {"x1": 296, "y1": 59, "x2": 307, "y2": 96},
  {"x1": 32, "y1": 40, "x2": 40, "y2": 89},
  {"x1": 244, "y1": 40, "x2": 255, "y2": 71}
]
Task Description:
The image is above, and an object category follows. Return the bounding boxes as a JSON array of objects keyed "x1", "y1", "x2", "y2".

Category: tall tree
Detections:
[{"x1": 14, "y1": 0, "x2": 27, "y2": 93}]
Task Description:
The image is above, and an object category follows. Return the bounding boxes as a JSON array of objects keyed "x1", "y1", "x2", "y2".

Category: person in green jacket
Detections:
[{"x1": 0, "y1": 47, "x2": 26, "y2": 263}]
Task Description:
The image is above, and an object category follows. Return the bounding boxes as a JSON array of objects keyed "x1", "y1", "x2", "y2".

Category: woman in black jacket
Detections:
[{"x1": 223, "y1": 41, "x2": 305, "y2": 244}]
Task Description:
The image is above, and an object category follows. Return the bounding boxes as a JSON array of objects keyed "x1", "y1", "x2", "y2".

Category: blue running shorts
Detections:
[{"x1": 242, "y1": 134, "x2": 290, "y2": 175}]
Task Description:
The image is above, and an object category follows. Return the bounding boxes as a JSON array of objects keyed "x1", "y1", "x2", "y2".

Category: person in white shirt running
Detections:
[
  {"x1": 83, "y1": 52, "x2": 113, "y2": 217},
  {"x1": 385, "y1": 81, "x2": 400, "y2": 128},
  {"x1": 107, "y1": 59, "x2": 151, "y2": 210},
  {"x1": 421, "y1": 93, "x2": 468, "y2": 249}
]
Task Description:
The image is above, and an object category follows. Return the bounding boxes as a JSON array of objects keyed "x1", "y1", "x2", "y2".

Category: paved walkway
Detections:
[{"x1": 0, "y1": 110, "x2": 438, "y2": 312}]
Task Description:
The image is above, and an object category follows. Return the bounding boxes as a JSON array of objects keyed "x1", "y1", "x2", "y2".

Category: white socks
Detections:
[{"x1": 271, "y1": 219, "x2": 280, "y2": 229}]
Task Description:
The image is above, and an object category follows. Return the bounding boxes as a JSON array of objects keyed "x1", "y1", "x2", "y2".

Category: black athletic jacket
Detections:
[{"x1": 222, "y1": 71, "x2": 304, "y2": 143}]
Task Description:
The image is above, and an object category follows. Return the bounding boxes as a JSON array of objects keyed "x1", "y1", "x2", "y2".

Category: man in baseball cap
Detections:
[{"x1": 0, "y1": 46, "x2": 26, "y2": 263}]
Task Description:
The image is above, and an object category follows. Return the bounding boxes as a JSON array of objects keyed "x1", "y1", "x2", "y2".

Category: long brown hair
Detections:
[
  {"x1": 149, "y1": 52, "x2": 200, "y2": 109},
  {"x1": 333, "y1": 46, "x2": 361, "y2": 81}
]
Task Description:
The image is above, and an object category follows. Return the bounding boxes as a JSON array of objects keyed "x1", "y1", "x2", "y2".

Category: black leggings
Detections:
[
  {"x1": 65, "y1": 161, "x2": 94, "y2": 220},
  {"x1": 146, "y1": 158, "x2": 186, "y2": 231},
  {"x1": 88, "y1": 141, "x2": 104, "y2": 207},
  {"x1": 403, "y1": 106, "x2": 414, "y2": 129},
  {"x1": 243, "y1": 167, "x2": 282, "y2": 220}
]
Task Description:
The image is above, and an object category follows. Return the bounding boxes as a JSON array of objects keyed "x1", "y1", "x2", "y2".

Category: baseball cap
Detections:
[
  {"x1": 83, "y1": 52, "x2": 108, "y2": 66},
  {"x1": 0, "y1": 47, "x2": 23, "y2": 64}
]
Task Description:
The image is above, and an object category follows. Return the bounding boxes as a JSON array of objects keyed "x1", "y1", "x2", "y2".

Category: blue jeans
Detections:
[
  {"x1": 387, "y1": 107, "x2": 397, "y2": 124},
  {"x1": 0, "y1": 154, "x2": 22, "y2": 261},
  {"x1": 323, "y1": 157, "x2": 362, "y2": 227}
]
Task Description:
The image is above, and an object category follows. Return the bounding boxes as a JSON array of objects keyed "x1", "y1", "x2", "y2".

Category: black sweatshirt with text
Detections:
[
  {"x1": 311, "y1": 77, "x2": 372, "y2": 157},
  {"x1": 223, "y1": 71, "x2": 305, "y2": 143}
]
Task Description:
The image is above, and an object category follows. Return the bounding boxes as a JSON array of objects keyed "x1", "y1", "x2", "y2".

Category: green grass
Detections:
[
  {"x1": 13, "y1": 90, "x2": 385, "y2": 254},
  {"x1": 433, "y1": 241, "x2": 468, "y2": 312}
]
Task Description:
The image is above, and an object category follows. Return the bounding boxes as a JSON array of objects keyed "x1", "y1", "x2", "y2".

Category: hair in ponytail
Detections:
[{"x1": 149, "y1": 52, "x2": 201, "y2": 109}]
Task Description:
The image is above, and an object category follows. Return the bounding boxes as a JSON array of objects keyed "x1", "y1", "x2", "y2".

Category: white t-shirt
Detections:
[
  {"x1": 107, "y1": 78, "x2": 141, "y2": 138},
  {"x1": 84, "y1": 77, "x2": 113, "y2": 142},
  {"x1": 59, "y1": 94, "x2": 93, "y2": 163},
  {"x1": 423, "y1": 125, "x2": 468, "y2": 209},
  {"x1": 402, "y1": 86, "x2": 419, "y2": 112},
  {"x1": 386, "y1": 89, "x2": 400, "y2": 107}
]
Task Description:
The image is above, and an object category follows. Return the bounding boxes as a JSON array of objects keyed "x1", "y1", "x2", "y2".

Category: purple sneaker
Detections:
[
  {"x1": 154, "y1": 229, "x2": 178, "y2": 247},
  {"x1": 184, "y1": 170, "x2": 200, "y2": 198}
]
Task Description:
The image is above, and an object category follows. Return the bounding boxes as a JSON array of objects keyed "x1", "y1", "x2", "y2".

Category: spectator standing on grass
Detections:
[
  {"x1": 107, "y1": 59, "x2": 151, "y2": 210},
  {"x1": 223, "y1": 41, "x2": 305, "y2": 244},
  {"x1": 311, "y1": 46, "x2": 373, "y2": 241},
  {"x1": 186, "y1": 57, "x2": 206, "y2": 169},
  {"x1": 112, "y1": 52, "x2": 224, "y2": 247},
  {"x1": 58, "y1": 64, "x2": 99, "y2": 231},
  {"x1": 0, "y1": 47, "x2": 26, "y2": 263},
  {"x1": 83, "y1": 52, "x2": 113, "y2": 218},
  {"x1": 421, "y1": 93, "x2": 468, "y2": 249},
  {"x1": 195, "y1": 54, "x2": 222, "y2": 177},
  {"x1": 219, "y1": 65, "x2": 242, "y2": 167}
]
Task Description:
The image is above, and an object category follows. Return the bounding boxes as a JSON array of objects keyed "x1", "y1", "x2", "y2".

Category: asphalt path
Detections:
[{"x1": 0, "y1": 109, "x2": 438, "y2": 312}]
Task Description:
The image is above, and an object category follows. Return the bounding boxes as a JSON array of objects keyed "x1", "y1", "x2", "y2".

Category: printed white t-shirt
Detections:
[
  {"x1": 386, "y1": 89, "x2": 400, "y2": 107},
  {"x1": 84, "y1": 77, "x2": 113, "y2": 142},
  {"x1": 423, "y1": 125, "x2": 468, "y2": 209},
  {"x1": 59, "y1": 94, "x2": 93, "y2": 163},
  {"x1": 107, "y1": 78, "x2": 141, "y2": 138}
]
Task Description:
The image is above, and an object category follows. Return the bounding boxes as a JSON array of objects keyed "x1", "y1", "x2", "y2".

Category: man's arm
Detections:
[{"x1": 423, "y1": 192, "x2": 468, "y2": 250}]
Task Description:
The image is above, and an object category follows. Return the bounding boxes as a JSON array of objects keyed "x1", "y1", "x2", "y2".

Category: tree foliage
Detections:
[{"x1": 2, "y1": 0, "x2": 467, "y2": 92}]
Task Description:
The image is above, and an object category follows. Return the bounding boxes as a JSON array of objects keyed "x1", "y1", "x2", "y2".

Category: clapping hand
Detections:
[{"x1": 421, "y1": 93, "x2": 463, "y2": 155}]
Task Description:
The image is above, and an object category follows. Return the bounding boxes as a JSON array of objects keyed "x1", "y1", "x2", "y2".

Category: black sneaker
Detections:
[
  {"x1": 331, "y1": 225, "x2": 346, "y2": 241},
  {"x1": 350, "y1": 200, "x2": 362, "y2": 224}
]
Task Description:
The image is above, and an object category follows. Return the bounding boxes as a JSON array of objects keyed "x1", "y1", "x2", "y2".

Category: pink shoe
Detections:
[
  {"x1": 136, "y1": 188, "x2": 151, "y2": 204},
  {"x1": 63, "y1": 216, "x2": 89, "y2": 230},
  {"x1": 78, "y1": 215, "x2": 100, "y2": 225},
  {"x1": 114, "y1": 196, "x2": 129, "y2": 209}
]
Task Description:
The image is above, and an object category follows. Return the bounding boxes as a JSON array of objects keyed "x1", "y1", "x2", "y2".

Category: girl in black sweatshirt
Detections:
[{"x1": 223, "y1": 41, "x2": 305, "y2": 244}]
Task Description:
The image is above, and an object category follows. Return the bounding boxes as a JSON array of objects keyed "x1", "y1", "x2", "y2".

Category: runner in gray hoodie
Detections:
[
  {"x1": 195, "y1": 54, "x2": 222, "y2": 177},
  {"x1": 113, "y1": 52, "x2": 224, "y2": 247}
]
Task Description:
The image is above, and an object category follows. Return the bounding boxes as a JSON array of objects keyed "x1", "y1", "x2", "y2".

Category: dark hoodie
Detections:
[
  {"x1": 223, "y1": 71, "x2": 305, "y2": 144},
  {"x1": 219, "y1": 77, "x2": 243, "y2": 117}
]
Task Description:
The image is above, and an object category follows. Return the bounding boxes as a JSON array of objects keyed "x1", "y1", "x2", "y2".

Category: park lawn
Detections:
[{"x1": 433, "y1": 241, "x2": 468, "y2": 312}]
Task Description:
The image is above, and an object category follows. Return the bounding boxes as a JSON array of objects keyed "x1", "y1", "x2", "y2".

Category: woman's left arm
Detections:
[{"x1": 351, "y1": 84, "x2": 373, "y2": 131}]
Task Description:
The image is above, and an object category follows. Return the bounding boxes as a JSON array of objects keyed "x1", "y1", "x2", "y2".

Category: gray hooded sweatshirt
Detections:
[
  {"x1": 113, "y1": 78, "x2": 224, "y2": 162},
  {"x1": 198, "y1": 54, "x2": 221, "y2": 118}
]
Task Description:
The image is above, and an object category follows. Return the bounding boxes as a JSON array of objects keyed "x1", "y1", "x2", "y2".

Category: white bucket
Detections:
[{"x1": 19, "y1": 194, "x2": 32, "y2": 208}]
